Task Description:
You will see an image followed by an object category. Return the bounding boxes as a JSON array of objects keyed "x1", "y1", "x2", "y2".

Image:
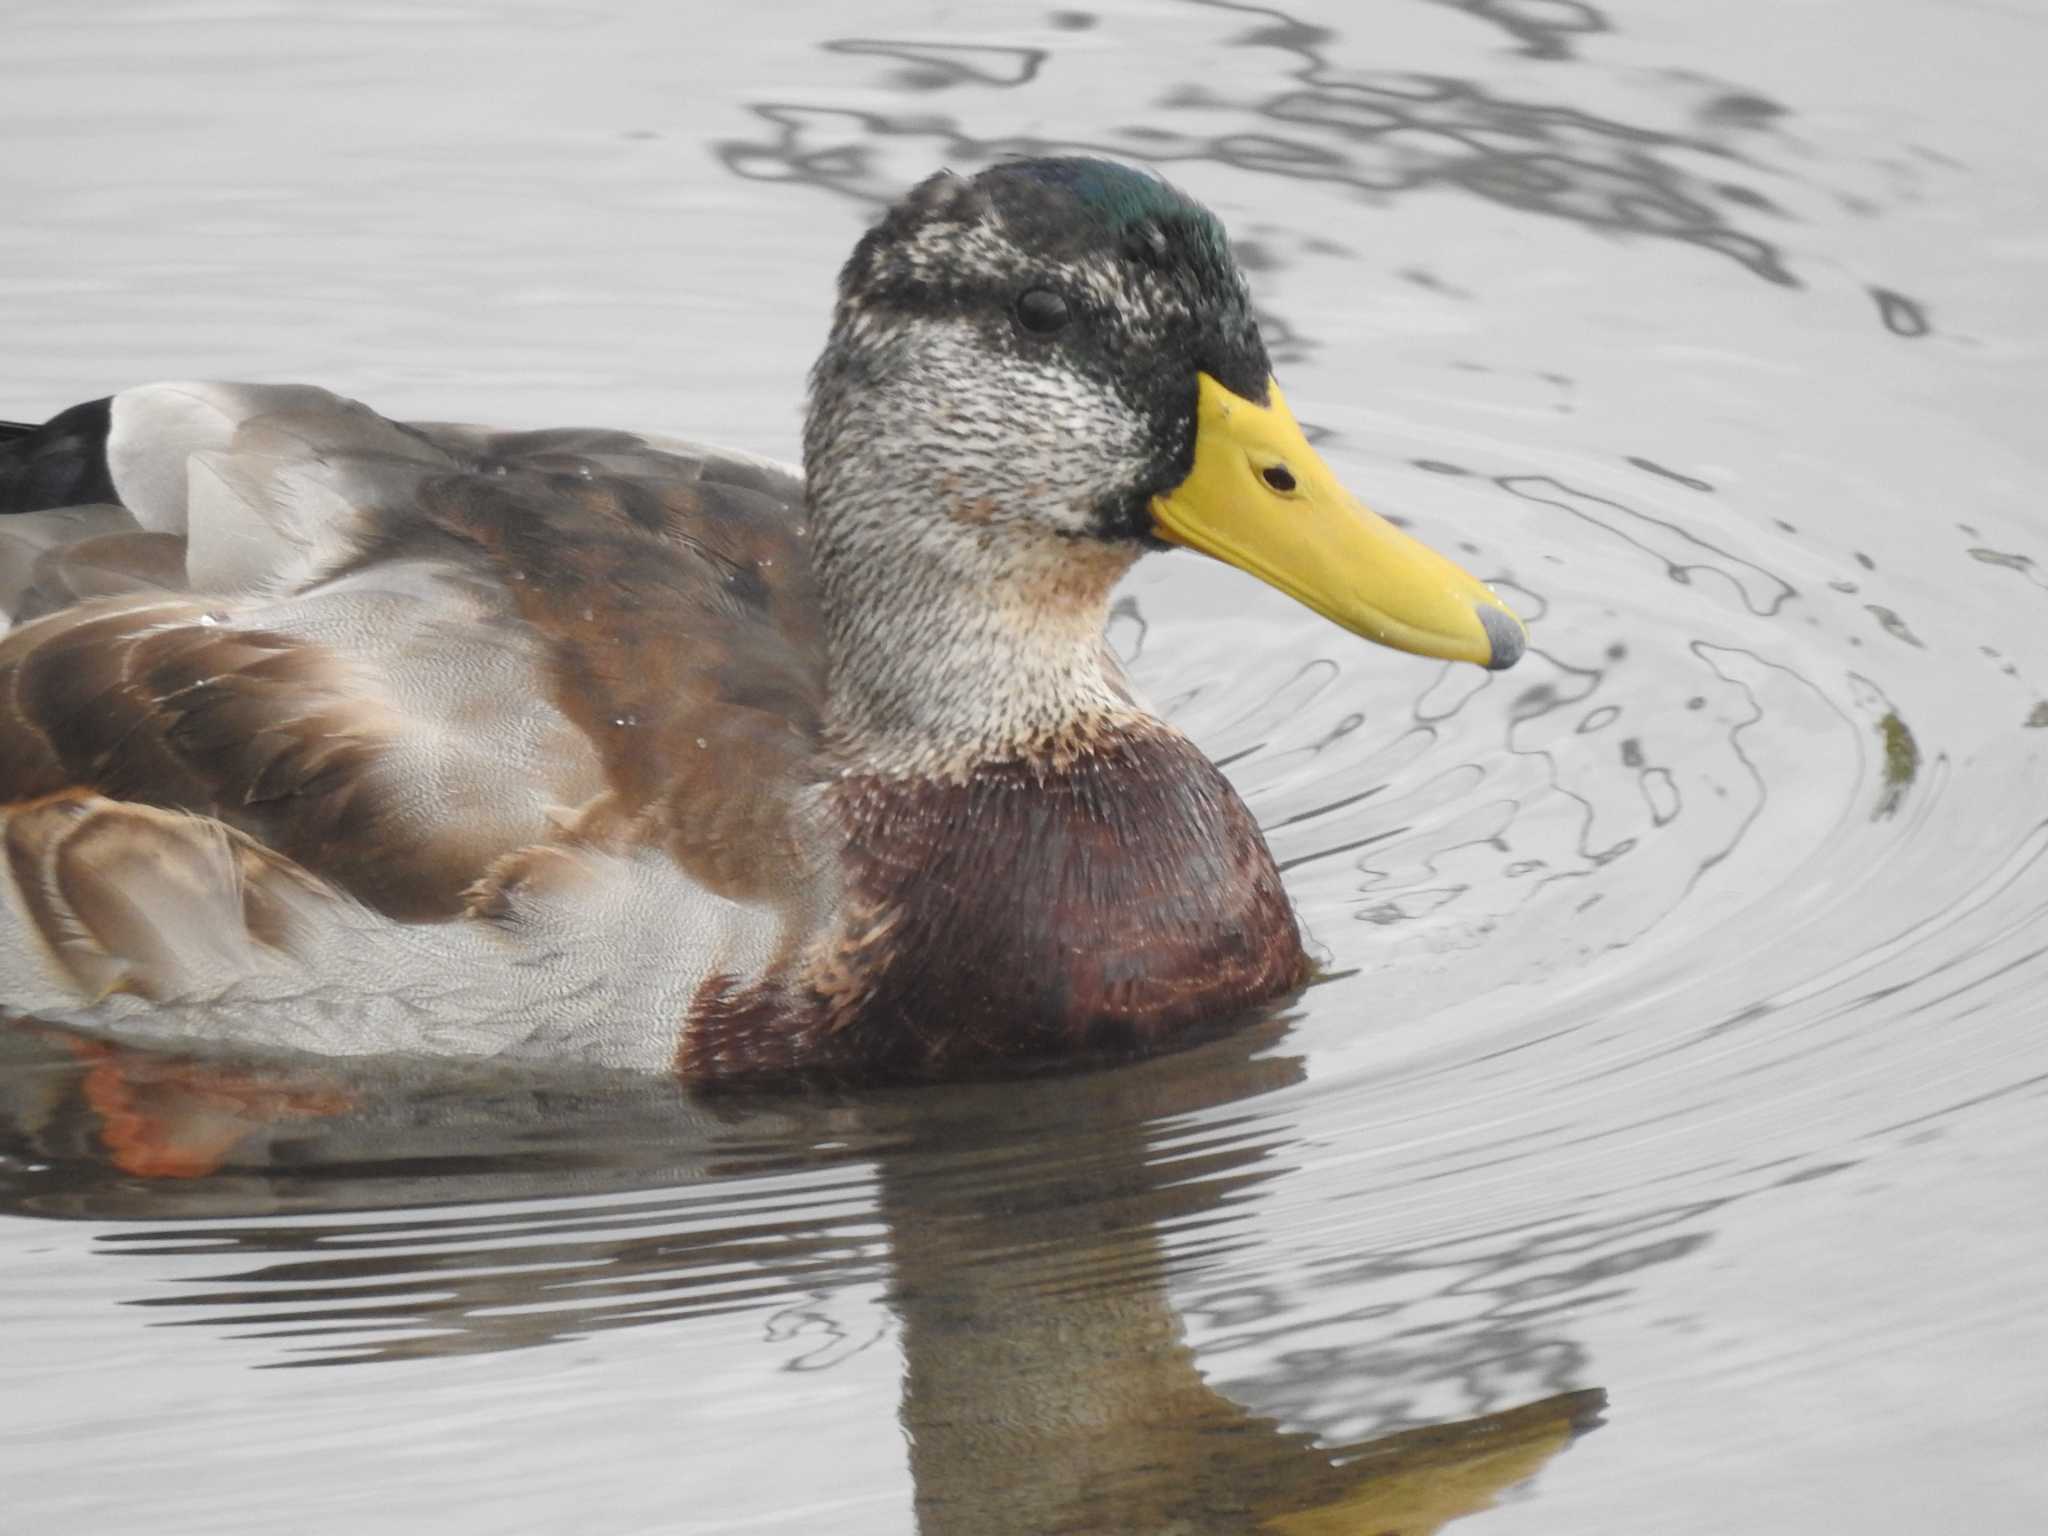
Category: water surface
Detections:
[{"x1": 3, "y1": 1, "x2": 2046, "y2": 1531}]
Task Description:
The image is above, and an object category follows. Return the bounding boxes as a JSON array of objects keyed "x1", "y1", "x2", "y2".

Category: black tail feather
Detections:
[{"x1": 0, "y1": 398, "x2": 120, "y2": 514}]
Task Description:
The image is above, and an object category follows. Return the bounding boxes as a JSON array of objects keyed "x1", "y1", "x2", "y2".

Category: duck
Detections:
[{"x1": 0, "y1": 158, "x2": 1523, "y2": 1081}]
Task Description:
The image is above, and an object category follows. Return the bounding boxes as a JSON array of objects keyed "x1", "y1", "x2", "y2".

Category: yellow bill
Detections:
[{"x1": 1151, "y1": 374, "x2": 1525, "y2": 670}]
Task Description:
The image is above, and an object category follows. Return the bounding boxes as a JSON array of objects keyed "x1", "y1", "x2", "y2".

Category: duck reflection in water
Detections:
[{"x1": 0, "y1": 1019, "x2": 1603, "y2": 1533}]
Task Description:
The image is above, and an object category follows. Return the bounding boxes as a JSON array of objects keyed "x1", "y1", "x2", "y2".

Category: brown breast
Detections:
[{"x1": 683, "y1": 722, "x2": 1308, "y2": 1081}]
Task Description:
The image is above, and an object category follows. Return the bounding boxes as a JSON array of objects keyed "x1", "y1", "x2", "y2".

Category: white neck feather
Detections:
[{"x1": 814, "y1": 512, "x2": 1143, "y2": 777}]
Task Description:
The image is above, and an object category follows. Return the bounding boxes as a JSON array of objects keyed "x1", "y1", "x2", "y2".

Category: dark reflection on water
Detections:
[
  {"x1": 1623, "y1": 457, "x2": 1714, "y2": 493},
  {"x1": 1869, "y1": 285, "x2": 1932, "y2": 338},
  {"x1": 720, "y1": 0, "x2": 1807, "y2": 291},
  {"x1": 1421, "y1": 0, "x2": 1610, "y2": 63},
  {"x1": 823, "y1": 37, "x2": 1050, "y2": 92},
  {"x1": 1207, "y1": 1196, "x2": 1711, "y2": 1437},
  {"x1": 719, "y1": 0, "x2": 1944, "y2": 338},
  {"x1": 1415, "y1": 464, "x2": 1797, "y2": 616},
  {"x1": 0, "y1": 1021, "x2": 1604, "y2": 1532}
]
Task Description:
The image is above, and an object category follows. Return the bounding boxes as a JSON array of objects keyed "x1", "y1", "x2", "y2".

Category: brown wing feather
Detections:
[
  {"x1": 363, "y1": 435, "x2": 824, "y2": 904},
  {"x1": 3, "y1": 792, "x2": 329, "y2": 1002},
  {"x1": 1, "y1": 601, "x2": 517, "y2": 919},
  {"x1": 1, "y1": 505, "x2": 165, "y2": 622},
  {"x1": 12, "y1": 528, "x2": 187, "y2": 621},
  {"x1": 2, "y1": 404, "x2": 822, "y2": 927}
]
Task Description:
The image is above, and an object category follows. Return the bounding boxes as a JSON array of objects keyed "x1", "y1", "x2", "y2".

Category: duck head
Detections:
[{"x1": 804, "y1": 158, "x2": 1523, "y2": 767}]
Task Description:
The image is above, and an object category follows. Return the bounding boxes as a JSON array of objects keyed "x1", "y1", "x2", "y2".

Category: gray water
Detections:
[{"x1": 3, "y1": 1, "x2": 2046, "y2": 1531}]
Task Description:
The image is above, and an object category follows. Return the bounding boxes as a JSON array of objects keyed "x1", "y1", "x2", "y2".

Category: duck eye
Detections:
[{"x1": 1015, "y1": 288, "x2": 1070, "y2": 335}]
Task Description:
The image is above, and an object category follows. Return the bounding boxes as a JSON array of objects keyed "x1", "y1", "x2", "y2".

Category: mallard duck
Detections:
[{"x1": 0, "y1": 158, "x2": 1522, "y2": 1080}]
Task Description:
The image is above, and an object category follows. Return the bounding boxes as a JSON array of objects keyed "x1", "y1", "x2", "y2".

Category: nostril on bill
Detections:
[
  {"x1": 1477, "y1": 604, "x2": 1526, "y2": 670},
  {"x1": 1260, "y1": 464, "x2": 1296, "y2": 493}
]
